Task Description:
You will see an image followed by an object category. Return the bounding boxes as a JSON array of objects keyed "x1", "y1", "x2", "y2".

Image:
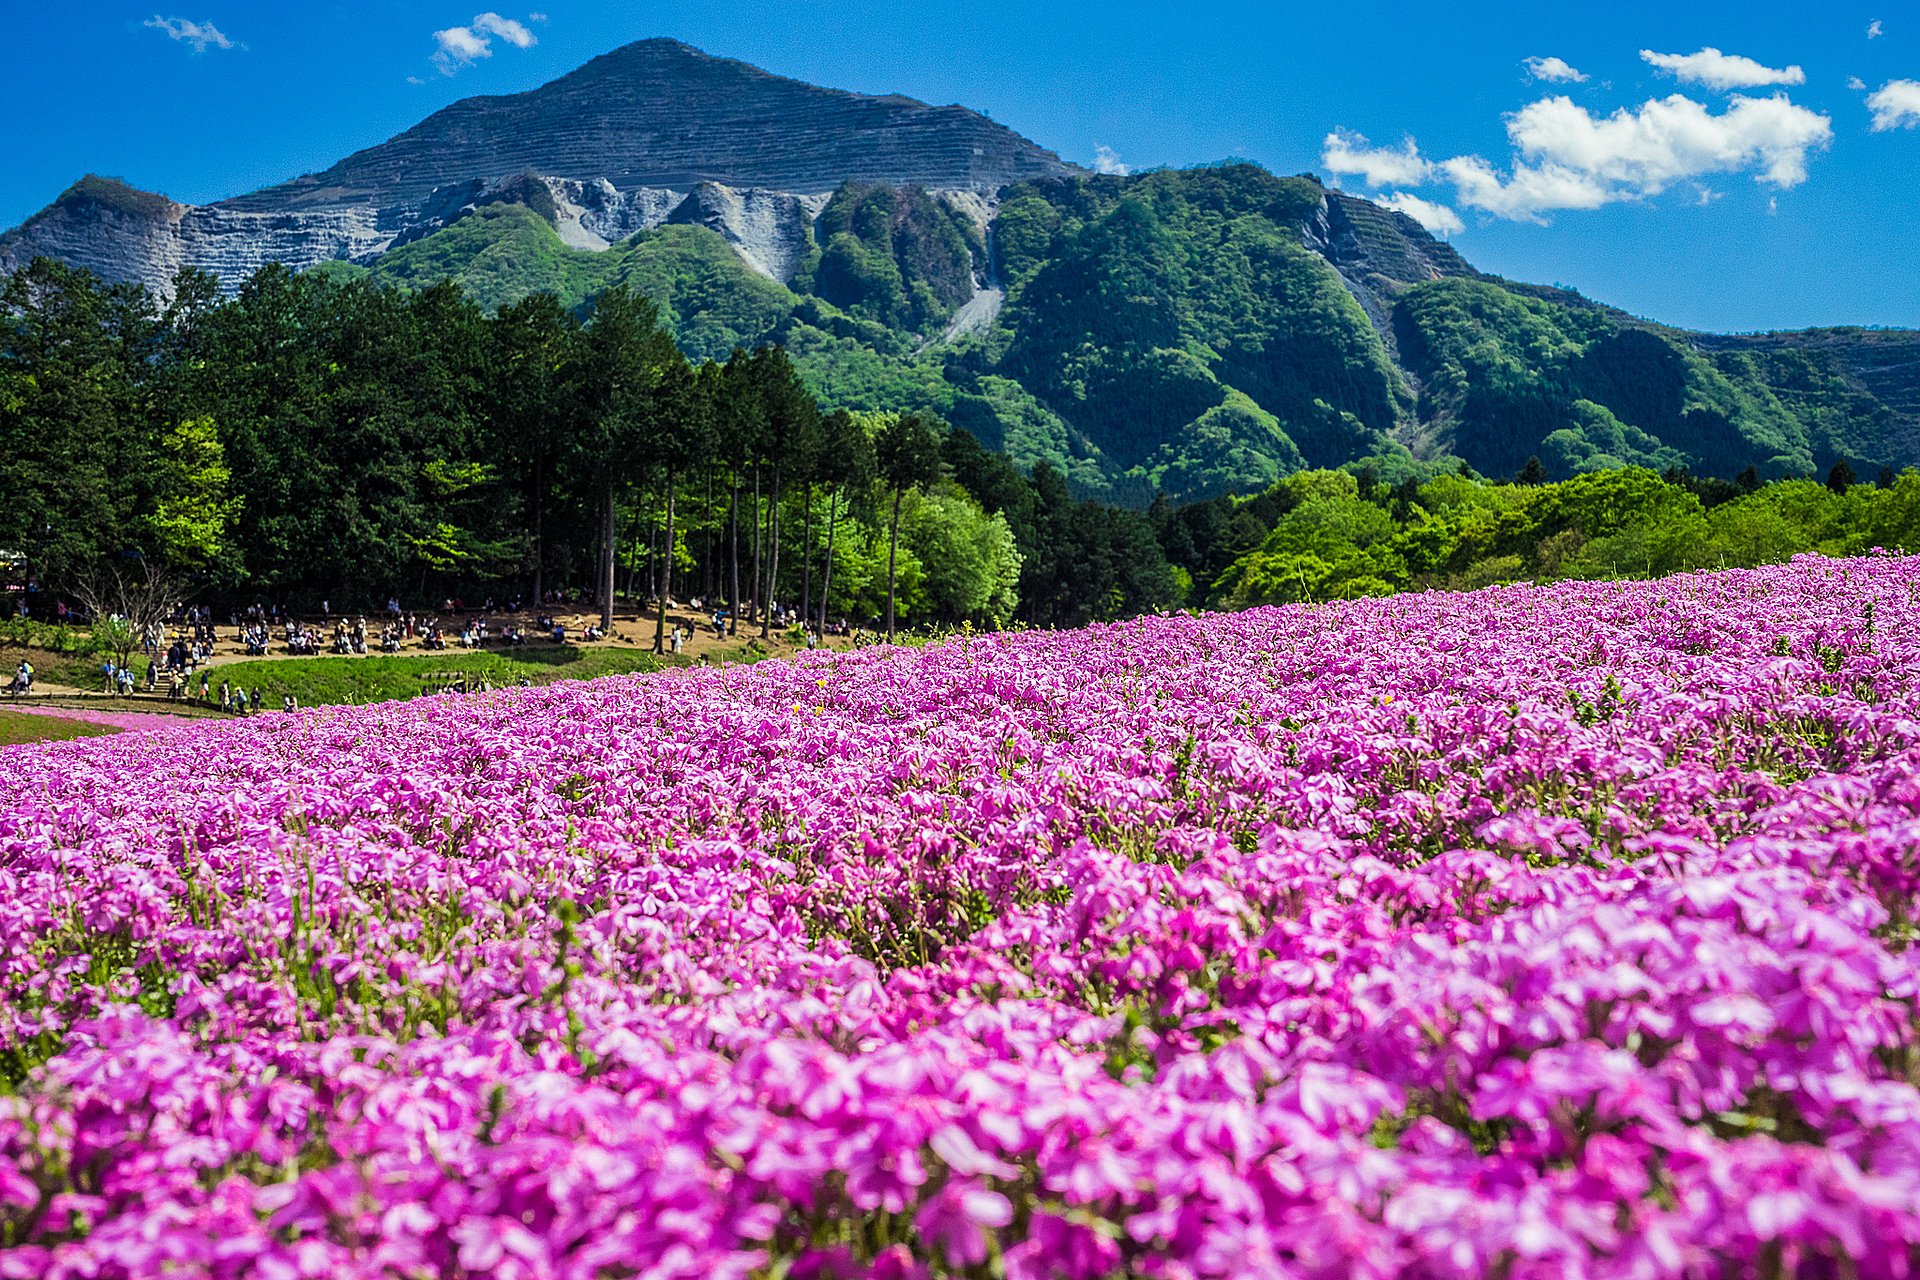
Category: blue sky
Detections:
[{"x1": 2, "y1": 1, "x2": 1915, "y2": 333}]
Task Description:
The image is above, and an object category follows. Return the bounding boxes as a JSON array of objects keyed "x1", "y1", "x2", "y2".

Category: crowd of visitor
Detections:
[{"x1": 10, "y1": 586, "x2": 874, "y2": 718}]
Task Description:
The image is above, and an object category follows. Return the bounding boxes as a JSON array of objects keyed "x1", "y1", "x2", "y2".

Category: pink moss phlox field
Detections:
[{"x1": 5, "y1": 554, "x2": 1920, "y2": 1278}]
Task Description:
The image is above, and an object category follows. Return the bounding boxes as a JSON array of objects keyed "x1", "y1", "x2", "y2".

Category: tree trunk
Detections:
[
  {"x1": 727, "y1": 470, "x2": 740, "y2": 637},
  {"x1": 703, "y1": 466, "x2": 714, "y2": 602},
  {"x1": 654, "y1": 468, "x2": 674, "y2": 654},
  {"x1": 630, "y1": 500, "x2": 648, "y2": 605},
  {"x1": 601, "y1": 481, "x2": 616, "y2": 633},
  {"x1": 799, "y1": 482, "x2": 812, "y2": 642},
  {"x1": 818, "y1": 487, "x2": 838, "y2": 637},
  {"x1": 886, "y1": 486, "x2": 902, "y2": 642},
  {"x1": 750, "y1": 463, "x2": 762, "y2": 627},
  {"x1": 761, "y1": 472, "x2": 782, "y2": 640},
  {"x1": 531, "y1": 454, "x2": 544, "y2": 608}
]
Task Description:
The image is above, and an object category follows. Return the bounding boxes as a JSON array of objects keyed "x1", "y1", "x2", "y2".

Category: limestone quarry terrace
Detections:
[{"x1": 5, "y1": 555, "x2": 1920, "y2": 1278}]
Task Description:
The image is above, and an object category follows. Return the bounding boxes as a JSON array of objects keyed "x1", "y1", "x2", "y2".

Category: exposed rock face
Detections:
[
  {"x1": 0, "y1": 176, "x2": 391, "y2": 291},
  {"x1": 1303, "y1": 192, "x2": 1477, "y2": 287},
  {"x1": 663, "y1": 184, "x2": 830, "y2": 282},
  {"x1": 1301, "y1": 190, "x2": 1478, "y2": 358},
  {"x1": 0, "y1": 38, "x2": 1079, "y2": 295}
]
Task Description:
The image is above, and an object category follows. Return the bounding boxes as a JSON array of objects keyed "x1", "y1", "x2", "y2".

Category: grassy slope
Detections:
[
  {"x1": 0, "y1": 711, "x2": 122, "y2": 747},
  {"x1": 207, "y1": 647, "x2": 681, "y2": 709}
]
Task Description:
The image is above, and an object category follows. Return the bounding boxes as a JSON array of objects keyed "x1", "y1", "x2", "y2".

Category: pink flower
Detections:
[{"x1": 915, "y1": 1180, "x2": 1012, "y2": 1267}]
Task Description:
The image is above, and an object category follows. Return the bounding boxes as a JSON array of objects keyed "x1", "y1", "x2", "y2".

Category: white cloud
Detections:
[
  {"x1": 529, "y1": 11, "x2": 549, "y2": 20},
  {"x1": 144, "y1": 15, "x2": 236, "y2": 53},
  {"x1": 1640, "y1": 47, "x2": 1805, "y2": 90},
  {"x1": 1867, "y1": 79, "x2": 1920, "y2": 130},
  {"x1": 1505, "y1": 92, "x2": 1830, "y2": 190},
  {"x1": 1524, "y1": 56, "x2": 1588, "y2": 84},
  {"x1": 1331, "y1": 89, "x2": 1830, "y2": 224},
  {"x1": 474, "y1": 13, "x2": 537, "y2": 47},
  {"x1": 1093, "y1": 145, "x2": 1130, "y2": 175},
  {"x1": 1323, "y1": 49, "x2": 1837, "y2": 226},
  {"x1": 1439, "y1": 154, "x2": 1612, "y2": 220},
  {"x1": 1376, "y1": 192, "x2": 1465, "y2": 236},
  {"x1": 1867, "y1": 19, "x2": 1883, "y2": 39},
  {"x1": 1320, "y1": 129, "x2": 1435, "y2": 187},
  {"x1": 1849, "y1": 76, "x2": 1867, "y2": 91},
  {"x1": 433, "y1": 25, "x2": 489, "y2": 70},
  {"x1": 431, "y1": 12, "x2": 538, "y2": 75}
]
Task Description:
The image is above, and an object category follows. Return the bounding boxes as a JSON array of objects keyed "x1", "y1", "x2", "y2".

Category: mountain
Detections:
[
  {"x1": 3, "y1": 40, "x2": 1915, "y2": 502},
  {"x1": 0, "y1": 39, "x2": 1076, "y2": 296},
  {"x1": 228, "y1": 38, "x2": 1076, "y2": 206}
]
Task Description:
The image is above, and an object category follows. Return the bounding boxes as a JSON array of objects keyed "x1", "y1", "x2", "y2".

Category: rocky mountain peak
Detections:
[{"x1": 218, "y1": 38, "x2": 1080, "y2": 213}]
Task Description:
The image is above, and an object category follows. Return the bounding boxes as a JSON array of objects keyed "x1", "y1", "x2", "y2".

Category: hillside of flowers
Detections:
[{"x1": 4, "y1": 554, "x2": 1920, "y2": 1279}]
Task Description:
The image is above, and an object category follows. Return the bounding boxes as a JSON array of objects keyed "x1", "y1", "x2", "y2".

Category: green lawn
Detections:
[
  {"x1": 0, "y1": 710, "x2": 123, "y2": 747},
  {"x1": 207, "y1": 645, "x2": 693, "y2": 710}
]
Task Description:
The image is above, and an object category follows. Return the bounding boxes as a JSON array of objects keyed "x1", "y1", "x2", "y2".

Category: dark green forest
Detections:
[
  {"x1": 278, "y1": 163, "x2": 1916, "y2": 506},
  {"x1": 7, "y1": 252, "x2": 1919, "y2": 640},
  {"x1": 0, "y1": 257, "x2": 1177, "y2": 631}
]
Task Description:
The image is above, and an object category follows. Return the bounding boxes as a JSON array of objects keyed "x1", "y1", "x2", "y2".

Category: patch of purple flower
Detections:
[{"x1": 4, "y1": 554, "x2": 1920, "y2": 1277}]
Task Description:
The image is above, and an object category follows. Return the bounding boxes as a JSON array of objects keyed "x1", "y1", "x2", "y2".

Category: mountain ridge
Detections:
[{"x1": 220, "y1": 38, "x2": 1079, "y2": 210}]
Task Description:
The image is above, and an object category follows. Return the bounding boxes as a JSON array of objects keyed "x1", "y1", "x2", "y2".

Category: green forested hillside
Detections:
[
  {"x1": 1392, "y1": 279, "x2": 1909, "y2": 482},
  {"x1": 790, "y1": 183, "x2": 985, "y2": 334},
  {"x1": 990, "y1": 168, "x2": 1403, "y2": 499},
  {"x1": 339, "y1": 206, "x2": 798, "y2": 360},
  {"x1": 1159, "y1": 462, "x2": 1920, "y2": 610},
  {"x1": 301, "y1": 164, "x2": 1917, "y2": 504}
]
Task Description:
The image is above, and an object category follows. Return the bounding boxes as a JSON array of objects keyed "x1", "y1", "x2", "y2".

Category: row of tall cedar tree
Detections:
[{"x1": 0, "y1": 257, "x2": 1182, "y2": 632}]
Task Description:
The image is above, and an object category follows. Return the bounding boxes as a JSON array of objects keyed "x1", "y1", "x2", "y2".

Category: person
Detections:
[
  {"x1": 252, "y1": 686, "x2": 262, "y2": 713},
  {"x1": 220, "y1": 679, "x2": 231, "y2": 711},
  {"x1": 198, "y1": 670, "x2": 210, "y2": 702},
  {"x1": 235, "y1": 688, "x2": 248, "y2": 715},
  {"x1": 10, "y1": 658, "x2": 31, "y2": 696}
]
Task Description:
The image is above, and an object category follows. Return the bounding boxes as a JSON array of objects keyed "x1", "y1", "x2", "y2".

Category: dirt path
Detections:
[
  {"x1": 21, "y1": 606, "x2": 853, "y2": 703},
  {"x1": 173, "y1": 607, "x2": 839, "y2": 668}
]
